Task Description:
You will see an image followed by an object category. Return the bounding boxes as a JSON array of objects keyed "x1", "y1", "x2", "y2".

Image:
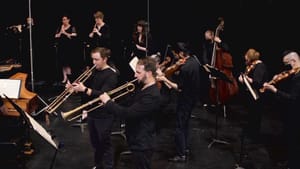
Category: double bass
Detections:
[{"x1": 209, "y1": 18, "x2": 239, "y2": 105}]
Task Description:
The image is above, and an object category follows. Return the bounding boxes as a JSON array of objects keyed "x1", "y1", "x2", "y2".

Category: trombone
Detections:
[
  {"x1": 61, "y1": 79, "x2": 138, "y2": 121},
  {"x1": 43, "y1": 64, "x2": 97, "y2": 114}
]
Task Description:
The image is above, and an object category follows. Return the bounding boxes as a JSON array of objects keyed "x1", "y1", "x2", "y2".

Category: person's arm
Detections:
[
  {"x1": 89, "y1": 23, "x2": 97, "y2": 38},
  {"x1": 100, "y1": 89, "x2": 160, "y2": 119},
  {"x1": 156, "y1": 75, "x2": 179, "y2": 91},
  {"x1": 0, "y1": 99, "x2": 8, "y2": 115},
  {"x1": 263, "y1": 74, "x2": 300, "y2": 102},
  {"x1": 54, "y1": 26, "x2": 61, "y2": 38},
  {"x1": 61, "y1": 26, "x2": 77, "y2": 39}
]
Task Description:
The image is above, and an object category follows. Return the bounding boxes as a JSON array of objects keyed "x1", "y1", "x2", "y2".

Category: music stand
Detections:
[
  {"x1": 4, "y1": 94, "x2": 61, "y2": 169},
  {"x1": 202, "y1": 64, "x2": 232, "y2": 148}
]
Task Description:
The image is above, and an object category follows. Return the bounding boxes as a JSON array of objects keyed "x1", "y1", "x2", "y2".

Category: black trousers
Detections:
[
  {"x1": 131, "y1": 149, "x2": 153, "y2": 169},
  {"x1": 88, "y1": 116, "x2": 114, "y2": 169},
  {"x1": 285, "y1": 118, "x2": 300, "y2": 169},
  {"x1": 244, "y1": 99, "x2": 263, "y2": 142},
  {"x1": 175, "y1": 96, "x2": 197, "y2": 156}
]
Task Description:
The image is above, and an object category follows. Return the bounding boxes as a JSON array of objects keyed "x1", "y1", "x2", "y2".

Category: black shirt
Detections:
[
  {"x1": 86, "y1": 67, "x2": 118, "y2": 118},
  {"x1": 175, "y1": 56, "x2": 202, "y2": 98},
  {"x1": 105, "y1": 84, "x2": 161, "y2": 150},
  {"x1": 89, "y1": 24, "x2": 111, "y2": 49},
  {"x1": 201, "y1": 40, "x2": 229, "y2": 65}
]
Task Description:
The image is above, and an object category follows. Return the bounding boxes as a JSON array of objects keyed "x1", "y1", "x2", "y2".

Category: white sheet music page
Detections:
[
  {"x1": 24, "y1": 112, "x2": 58, "y2": 149},
  {"x1": 0, "y1": 79, "x2": 21, "y2": 99},
  {"x1": 129, "y1": 56, "x2": 139, "y2": 73}
]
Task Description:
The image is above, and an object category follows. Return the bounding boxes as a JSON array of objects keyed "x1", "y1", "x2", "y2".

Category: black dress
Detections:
[{"x1": 55, "y1": 25, "x2": 77, "y2": 68}]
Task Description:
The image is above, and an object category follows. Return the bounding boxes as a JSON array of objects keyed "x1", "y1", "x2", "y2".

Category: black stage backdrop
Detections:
[{"x1": 0, "y1": 0, "x2": 299, "y2": 83}]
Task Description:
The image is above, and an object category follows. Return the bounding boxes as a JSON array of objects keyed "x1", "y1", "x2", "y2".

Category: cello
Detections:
[{"x1": 209, "y1": 18, "x2": 239, "y2": 105}]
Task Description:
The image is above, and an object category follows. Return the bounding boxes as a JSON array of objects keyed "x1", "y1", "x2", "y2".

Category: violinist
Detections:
[
  {"x1": 238, "y1": 48, "x2": 268, "y2": 144},
  {"x1": 157, "y1": 42, "x2": 201, "y2": 162},
  {"x1": 262, "y1": 50, "x2": 300, "y2": 169}
]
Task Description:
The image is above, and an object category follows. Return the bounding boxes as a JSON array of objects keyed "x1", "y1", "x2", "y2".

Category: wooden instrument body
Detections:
[
  {"x1": 208, "y1": 18, "x2": 238, "y2": 105},
  {"x1": 209, "y1": 49, "x2": 239, "y2": 104},
  {"x1": 3, "y1": 73, "x2": 38, "y2": 116}
]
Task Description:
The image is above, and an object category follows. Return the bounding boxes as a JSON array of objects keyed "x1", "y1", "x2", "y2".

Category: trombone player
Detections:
[
  {"x1": 67, "y1": 47, "x2": 118, "y2": 169},
  {"x1": 99, "y1": 57, "x2": 161, "y2": 169}
]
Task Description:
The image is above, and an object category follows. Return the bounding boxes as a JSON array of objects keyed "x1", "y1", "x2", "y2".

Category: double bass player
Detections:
[{"x1": 200, "y1": 18, "x2": 238, "y2": 112}]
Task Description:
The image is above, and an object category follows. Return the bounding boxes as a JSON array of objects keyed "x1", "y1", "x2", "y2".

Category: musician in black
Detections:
[
  {"x1": 88, "y1": 11, "x2": 111, "y2": 49},
  {"x1": 263, "y1": 50, "x2": 300, "y2": 169},
  {"x1": 71, "y1": 47, "x2": 118, "y2": 169},
  {"x1": 200, "y1": 29, "x2": 230, "y2": 105},
  {"x1": 54, "y1": 15, "x2": 78, "y2": 83},
  {"x1": 238, "y1": 48, "x2": 268, "y2": 144},
  {"x1": 157, "y1": 42, "x2": 201, "y2": 162},
  {"x1": 201, "y1": 29, "x2": 229, "y2": 65},
  {"x1": 99, "y1": 57, "x2": 161, "y2": 169},
  {"x1": 130, "y1": 20, "x2": 153, "y2": 59}
]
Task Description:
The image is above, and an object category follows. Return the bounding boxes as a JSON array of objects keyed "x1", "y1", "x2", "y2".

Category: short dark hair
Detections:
[
  {"x1": 91, "y1": 47, "x2": 111, "y2": 59},
  {"x1": 282, "y1": 50, "x2": 294, "y2": 57},
  {"x1": 137, "y1": 57, "x2": 157, "y2": 77},
  {"x1": 173, "y1": 42, "x2": 191, "y2": 55}
]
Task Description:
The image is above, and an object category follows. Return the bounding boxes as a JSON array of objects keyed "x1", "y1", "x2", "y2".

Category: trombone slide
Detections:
[
  {"x1": 61, "y1": 78, "x2": 138, "y2": 121},
  {"x1": 44, "y1": 64, "x2": 97, "y2": 114}
]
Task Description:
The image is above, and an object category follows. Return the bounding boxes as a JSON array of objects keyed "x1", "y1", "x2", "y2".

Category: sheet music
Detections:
[
  {"x1": 24, "y1": 112, "x2": 58, "y2": 149},
  {"x1": 242, "y1": 74, "x2": 259, "y2": 100},
  {"x1": 129, "y1": 56, "x2": 139, "y2": 73},
  {"x1": 0, "y1": 79, "x2": 21, "y2": 99}
]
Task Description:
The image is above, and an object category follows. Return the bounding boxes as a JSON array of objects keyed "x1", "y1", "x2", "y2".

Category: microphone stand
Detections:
[{"x1": 26, "y1": 0, "x2": 51, "y2": 119}]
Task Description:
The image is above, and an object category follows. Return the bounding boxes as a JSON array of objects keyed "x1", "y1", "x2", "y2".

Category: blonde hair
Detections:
[{"x1": 246, "y1": 48, "x2": 260, "y2": 61}]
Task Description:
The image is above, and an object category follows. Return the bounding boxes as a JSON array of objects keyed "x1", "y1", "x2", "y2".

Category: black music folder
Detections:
[{"x1": 4, "y1": 94, "x2": 58, "y2": 149}]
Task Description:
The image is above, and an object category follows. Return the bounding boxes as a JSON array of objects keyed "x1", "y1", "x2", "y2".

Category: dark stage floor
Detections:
[{"x1": 0, "y1": 82, "x2": 288, "y2": 169}]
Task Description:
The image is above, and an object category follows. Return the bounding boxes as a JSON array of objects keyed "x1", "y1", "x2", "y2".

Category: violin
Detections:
[
  {"x1": 259, "y1": 67, "x2": 300, "y2": 93},
  {"x1": 244, "y1": 60, "x2": 262, "y2": 76},
  {"x1": 163, "y1": 58, "x2": 186, "y2": 78}
]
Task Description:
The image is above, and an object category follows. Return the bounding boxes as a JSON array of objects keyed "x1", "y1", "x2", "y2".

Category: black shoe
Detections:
[{"x1": 168, "y1": 155, "x2": 187, "y2": 162}]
